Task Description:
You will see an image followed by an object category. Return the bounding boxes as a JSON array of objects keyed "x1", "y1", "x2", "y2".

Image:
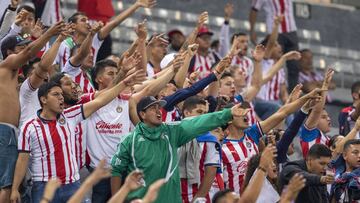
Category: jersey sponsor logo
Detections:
[
  {"x1": 236, "y1": 160, "x2": 248, "y2": 175},
  {"x1": 95, "y1": 121, "x2": 123, "y2": 134}
]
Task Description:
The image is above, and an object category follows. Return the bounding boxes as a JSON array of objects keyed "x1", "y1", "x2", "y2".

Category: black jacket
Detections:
[{"x1": 280, "y1": 160, "x2": 329, "y2": 203}]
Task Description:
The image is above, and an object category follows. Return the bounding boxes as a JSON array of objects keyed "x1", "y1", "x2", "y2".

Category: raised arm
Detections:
[
  {"x1": 249, "y1": 9, "x2": 258, "y2": 46},
  {"x1": 218, "y1": 3, "x2": 233, "y2": 57},
  {"x1": 334, "y1": 117, "x2": 360, "y2": 154},
  {"x1": 242, "y1": 44, "x2": 265, "y2": 101},
  {"x1": 262, "y1": 51, "x2": 301, "y2": 85},
  {"x1": 83, "y1": 70, "x2": 146, "y2": 118},
  {"x1": 239, "y1": 145, "x2": 277, "y2": 203},
  {"x1": 173, "y1": 44, "x2": 198, "y2": 88},
  {"x1": 259, "y1": 88, "x2": 323, "y2": 133},
  {"x1": 179, "y1": 12, "x2": 208, "y2": 52},
  {"x1": 305, "y1": 69, "x2": 334, "y2": 129},
  {"x1": 97, "y1": 0, "x2": 156, "y2": 40},
  {"x1": 30, "y1": 28, "x2": 72, "y2": 89},
  {"x1": 69, "y1": 22, "x2": 103, "y2": 67},
  {"x1": 263, "y1": 16, "x2": 282, "y2": 58},
  {"x1": 134, "y1": 19, "x2": 148, "y2": 73},
  {"x1": 1, "y1": 21, "x2": 65, "y2": 70}
]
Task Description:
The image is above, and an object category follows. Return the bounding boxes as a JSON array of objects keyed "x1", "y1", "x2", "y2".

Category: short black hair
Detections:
[
  {"x1": 182, "y1": 96, "x2": 207, "y2": 115},
  {"x1": 260, "y1": 34, "x2": 271, "y2": 47},
  {"x1": 91, "y1": 59, "x2": 117, "y2": 90},
  {"x1": 22, "y1": 58, "x2": 41, "y2": 78},
  {"x1": 329, "y1": 134, "x2": 342, "y2": 149},
  {"x1": 343, "y1": 139, "x2": 360, "y2": 152},
  {"x1": 17, "y1": 5, "x2": 35, "y2": 15},
  {"x1": 300, "y1": 49, "x2": 312, "y2": 54},
  {"x1": 231, "y1": 32, "x2": 247, "y2": 44},
  {"x1": 211, "y1": 40, "x2": 219, "y2": 49},
  {"x1": 220, "y1": 71, "x2": 232, "y2": 80},
  {"x1": 38, "y1": 82, "x2": 61, "y2": 107},
  {"x1": 68, "y1": 12, "x2": 87, "y2": 23},
  {"x1": 50, "y1": 72, "x2": 66, "y2": 85},
  {"x1": 351, "y1": 81, "x2": 360, "y2": 94},
  {"x1": 212, "y1": 189, "x2": 233, "y2": 203},
  {"x1": 307, "y1": 144, "x2": 332, "y2": 159}
]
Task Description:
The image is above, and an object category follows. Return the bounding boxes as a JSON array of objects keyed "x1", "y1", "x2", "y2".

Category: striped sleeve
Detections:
[
  {"x1": 18, "y1": 120, "x2": 35, "y2": 152},
  {"x1": 63, "y1": 59, "x2": 82, "y2": 78},
  {"x1": 64, "y1": 104, "x2": 85, "y2": 124}
]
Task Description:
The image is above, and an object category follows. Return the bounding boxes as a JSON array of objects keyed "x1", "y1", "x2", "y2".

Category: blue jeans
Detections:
[
  {"x1": 88, "y1": 166, "x2": 111, "y2": 203},
  {"x1": 32, "y1": 181, "x2": 80, "y2": 203},
  {"x1": 0, "y1": 123, "x2": 18, "y2": 189}
]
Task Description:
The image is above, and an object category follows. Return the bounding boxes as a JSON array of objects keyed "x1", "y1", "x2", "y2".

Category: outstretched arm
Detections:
[
  {"x1": 305, "y1": 69, "x2": 334, "y2": 129},
  {"x1": 97, "y1": 0, "x2": 156, "y2": 40},
  {"x1": 334, "y1": 117, "x2": 360, "y2": 154},
  {"x1": 264, "y1": 16, "x2": 282, "y2": 58},
  {"x1": 179, "y1": 12, "x2": 208, "y2": 52},
  {"x1": 1, "y1": 21, "x2": 65, "y2": 70}
]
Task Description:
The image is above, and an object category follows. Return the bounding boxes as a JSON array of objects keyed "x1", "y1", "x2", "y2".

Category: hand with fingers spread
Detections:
[
  {"x1": 122, "y1": 51, "x2": 142, "y2": 73},
  {"x1": 252, "y1": 44, "x2": 266, "y2": 62},
  {"x1": 229, "y1": 36, "x2": 242, "y2": 58},
  {"x1": 41, "y1": 179, "x2": 61, "y2": 203},
  {"x1": 148, "y1": 33, "x2": 169, "y2": 47},
  {"x1": 214, "y1": 56, "x2": 231, "y2": 77},
  {"x1": 31, "y1": 19, "x2": 45, "y2": 38},
  {"x1": 56, "y1": 24, "x2": 74, "y2": 42},
  {"x1": 286, "y1": 84, "x2": 303, "y2": 104},
  {"x1": 224, "y1": 3, "x2": 234, "y2": 21},
  {"x1": 187, "y1": 44, "x2": 199, "y2": 57},
  {"x1": 302, "y1": 96, "x2": 322, "y2": 113},
  {"x1": 123, "y1": 170, "x2": 146, "y2": 191},
  {"x1": 321, "y1": 69, "x2": 334, "y2": 90},
  {"x1": 143, "y1": 179, "x2": 166, "y2": 203},
  {"x1": 281, "y1": 174, "x2": 306, "y2": 202},
  {"x1": 136, "y1": 0, "x2": 157, "y2": 8},
  {"x1": 91, "y1": 21, "x2": 104, "y2": 35},
  {"x1": 259, "y1": 144, "x2": 277, "y2": 170},
  {"x1": 15, "y1": 9, "x2": 29, "y2": 26},
  {"x1": 231, "y1": 103, "x2": 251, "y2": 118},
  {"x1": 123, "y1": 69, "x2": 147, "y2": 87},
  {"x1": 45, "y1": 21, "x2": 66, "y2": 37},
  {"x1": 282, "y1": 51, "x2": 301, "y2": 61},
  {"x1": 302, "y1": 88, "x2": 326, "y2": 101},
  {"x1": 197, "y1": 12, "x2": 209, "y2": 29},
  {"x1": 135, "y1": 19, "x2": 148, "y2": 40}
]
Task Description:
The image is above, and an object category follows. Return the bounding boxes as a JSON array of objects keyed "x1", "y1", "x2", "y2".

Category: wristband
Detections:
[
  {"x1": 8, "y1": 5, "x2": 17, "y2": 11},
  {"x1": 257, "y1": 166, "x2": 267, "y2": 174}
]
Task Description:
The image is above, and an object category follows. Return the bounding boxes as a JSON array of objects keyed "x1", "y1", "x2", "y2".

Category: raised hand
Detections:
[
  {"x1": 31, "y1": 19, "x2": 45, "y2": 38},
  {"x1": 57, "y1": 23, "x2": 74, "y2": 41},
  {"x1": 283, "y1": 174, "x2": 306, "y2": 201},
  {"x1": 282, "y1": 51, "x2": 301, "y2": 61},
  {"x1": 143, "y1": 179, "x2": 166, "y2": 203},
  {"x1": 259, "y1": 144, "x2": 277, "y2": 169},
  {"x1": 172, "y1": 54, "x2": 185, "y2": 72},
  {"x1": 123, "y1": 170, "x2": 146, "y2": 191},
  {"x1": 87, "y1": 159, "x2": 111, "y2": 185},
  {"x1": 148, "y1": 33, "x2": 169, "y2": 47},
  {"x1": 224, "y1": 3, "x2": 234, "y2": 21},
  {"x1": 91, "y1": 21, "x2": 104, "y2": 34},
  {"x1": 274, "y1": 15, "x2": 284, "y2": 26},
  {"x1": 15, "y1": 9, "x2": 29, "y2": 26},
  {"x1": 214, "y1": 56, "x2": 231, "y2": 76},
  {"x1": 286, "y1": 84, "x2": 303, "y2": 104},
  {"x1": 123, "y1": 69, "x2": 147, "y2": 87},
  {"x1": 135, "y1": 19, "x2": 148, "y2": 40},
  {"x1": 187, "y1": 44, "x2": 199, "y2": 57},
  {"x1": 45, "y1": 20, "x2": 66, "y2": 37},
  {"x1": 252, "y1": 44, "x2": 266, "y2": 62},
  {"x1": 302, "y1": 88, "x2": 326, "y2": 101},
  {"x1": 136, "y1": 0, "x2": 157, "y2": 8},
  {"x1": 122, "y1": 51, "x2": 142, "y2": 73},
  {"x1": 322, "y1": 69, "x2": 334, "y2": 90},
  {"x1": 197, "y1": 12, "x2": 209, "y2": 29},
  {"x1": 11, "y1": 0, "x2": 21, "y2": 8},
  {"x1": 231, "y1": 103, "x2": 251, "y2": 118}
]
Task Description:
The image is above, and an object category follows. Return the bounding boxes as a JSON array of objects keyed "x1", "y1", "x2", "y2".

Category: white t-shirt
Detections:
[{"x1": 86, "y1": 95, "x2": 131, "y2": 168}]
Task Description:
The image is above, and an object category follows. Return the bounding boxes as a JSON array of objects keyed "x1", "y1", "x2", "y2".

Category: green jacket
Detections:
[{"x1": 111, "y1": 108, "x2": 232, "y2": 203}]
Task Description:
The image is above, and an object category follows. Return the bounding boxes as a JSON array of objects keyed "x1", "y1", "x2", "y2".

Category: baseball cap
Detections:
[
  {"x1": 137, "y1": 96, "x2": 167, "y2": 114},
  {"x1": 1, "y1": 35, "x2": 32, "y2": 58},
  {"x1": 167, "y1": 29, "x2": 184, "y2": 39},
  {"x1": 197, "y1": 26, "x2": 213, "y2": 37}
]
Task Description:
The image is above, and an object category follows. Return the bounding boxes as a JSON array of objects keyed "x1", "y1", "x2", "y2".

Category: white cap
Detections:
[{"x1": 160, "y1": 53, "x2": 176, "y2": 69}]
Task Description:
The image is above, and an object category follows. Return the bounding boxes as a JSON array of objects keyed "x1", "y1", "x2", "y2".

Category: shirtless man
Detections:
[{"x1": 0, "y1": 21, "x2": 65, "y2": 202}]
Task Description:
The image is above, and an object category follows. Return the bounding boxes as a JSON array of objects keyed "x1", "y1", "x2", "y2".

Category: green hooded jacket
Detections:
[{"x1": 111, "y1": 108, "x2": 232, "y2": 203}]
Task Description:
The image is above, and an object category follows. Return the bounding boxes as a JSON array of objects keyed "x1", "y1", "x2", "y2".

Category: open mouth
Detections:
[
  {"x1": 59, "y1": 102, "x2": 64, "y2": 109},
  {"x1": 156, "y1": 113, "x2": 162, "y2": 120}
]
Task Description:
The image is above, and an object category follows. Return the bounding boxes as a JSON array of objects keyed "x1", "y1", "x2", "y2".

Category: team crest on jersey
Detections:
[
  {"x1": 116, "y1": 106, "x2": 123, "y2": 113},
  {"x1": 58, "y1": 118, "x2": 66, "y2": 125},
  {"x1": 246, "y1": 141, "x2": 252, "y2": 148}
]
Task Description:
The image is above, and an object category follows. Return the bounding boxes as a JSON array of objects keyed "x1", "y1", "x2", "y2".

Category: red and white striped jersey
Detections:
[
  {"x1": 161, "y1": 108, "x2": 181, "y2": 122},
  {"x1": 257, "y1": 59, "x2": 285, "y2": 101},
  {"x1": 190, "y1": 53, "x2": 218, "y2": 80},
  {"x1": 221, "y1": 123, "x2": 263, "y2": 195},
  {"x1": 56, "y1": 33, "x2": 103, "y2": 70},
  {"x1": 181, "y1": 142, "x2": 220, "y2": 203},
  {"x1": 252, "y1": 0, "x2": 297, "y2": 34},
  {"x1": 86, "y1": 95, "x2": 131, "y2": 168},
  {"x1": 234, "y1": 95, "x2": 257, "y2": 126},
  {"x1": 18, "y1": 105, "x2": 85, "y2": 184},
  {"x1": 63, "y1": 60, "x2": 94, "y2": 94},
  {"x1": 40, "y1": 0, "x2": 62, "y2": 27},
  {"x1": 19, "y1": 79, "x2": 41, "y2": 128},
  {"x1": 299, "y1": 125, "x2": 330, "y2": 158},
  {"x1": 231, "y1": 55, "x2": 254, "y2": 85}
]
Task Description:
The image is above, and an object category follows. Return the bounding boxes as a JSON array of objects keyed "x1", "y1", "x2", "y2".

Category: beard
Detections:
[{"x1": 64, "y1": 95, "x2": 78, "y2": 106}]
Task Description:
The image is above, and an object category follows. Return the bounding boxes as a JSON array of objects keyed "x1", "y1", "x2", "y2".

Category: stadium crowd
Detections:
[{"x1": 0, "y1": 0, "x2": 360, "y2": 202}]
